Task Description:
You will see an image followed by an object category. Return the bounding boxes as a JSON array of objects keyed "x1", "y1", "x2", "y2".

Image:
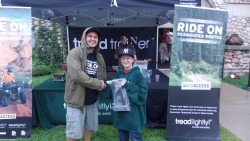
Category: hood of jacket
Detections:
[{"x1": 80, "y1": 27, "x2": 100, "y2": 54}]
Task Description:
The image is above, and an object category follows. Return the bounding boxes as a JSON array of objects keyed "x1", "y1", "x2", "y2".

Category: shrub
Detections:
[{"x1": 33, "y1": 65, "x2": 52, "y2": 76}]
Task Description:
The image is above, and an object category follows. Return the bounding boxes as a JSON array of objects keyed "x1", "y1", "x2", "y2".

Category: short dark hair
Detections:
[{"x1": 120, "y1": 36, "x2": 127, "y2": 40}]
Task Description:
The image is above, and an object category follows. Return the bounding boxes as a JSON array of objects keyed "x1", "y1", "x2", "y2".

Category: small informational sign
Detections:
[{"x1": 179, "y1": 0, "x2": 201, "y2": 6}]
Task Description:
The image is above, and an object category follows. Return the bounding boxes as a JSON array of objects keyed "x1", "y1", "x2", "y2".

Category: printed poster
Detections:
[
  {"x1": 167, "y1": 5, "x2": 228, "y2": 141},
  {"x1": 68, "y1": 27, "x2": 157, "y2": 68},
  {"x1": 0, "y1": 7, "x2": 32, "y2": 139}
]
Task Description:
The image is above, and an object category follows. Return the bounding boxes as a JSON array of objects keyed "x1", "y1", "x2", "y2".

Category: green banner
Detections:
[{"x1": 167, "y1": 5, "x2": 228, "y2": 141}]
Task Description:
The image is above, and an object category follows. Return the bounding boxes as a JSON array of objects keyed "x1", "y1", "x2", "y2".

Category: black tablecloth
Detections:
[
  {"x1": 32, "y1": 69, "x2": 169, "y2": 130},
  {"x1": 146, "y1": 69, "x2": 169, "y2": 128}
]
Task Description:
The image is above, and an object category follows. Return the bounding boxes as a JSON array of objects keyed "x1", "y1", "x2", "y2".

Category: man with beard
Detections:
[{"x1": 64, "y1": 27, "x2": 106, "y2": 141}]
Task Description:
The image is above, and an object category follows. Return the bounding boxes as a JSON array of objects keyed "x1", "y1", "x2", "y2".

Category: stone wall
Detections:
[
  {"x1": 205, "y1": 0, "x2": 250, "y2": 45},
  {"x1": 227, "y1": 16, "x2": 250, "y2": 46},
  {"x1": 224, "y1": 0, "x2": 250, "y2": 4},
  {"x1": 223, "y1": 46, "x2": 250, "y2": 76},
  {"x1": 204, "y1": 0, "x2": 250, "y2": 77}
]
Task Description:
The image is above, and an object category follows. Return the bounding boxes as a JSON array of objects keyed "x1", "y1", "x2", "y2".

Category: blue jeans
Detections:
[{"x1": 118, "y1": 129, "x2": 143, "y2": 141}]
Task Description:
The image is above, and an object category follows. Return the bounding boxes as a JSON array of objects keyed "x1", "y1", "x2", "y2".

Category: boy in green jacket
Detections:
[{"x1": 101, "y1": 48, "x2": 148, "y2": 141}]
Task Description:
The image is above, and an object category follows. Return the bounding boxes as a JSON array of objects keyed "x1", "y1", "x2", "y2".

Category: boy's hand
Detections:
[{"x1": 119, "y1": 79, "x2": 127, "y2": 87}]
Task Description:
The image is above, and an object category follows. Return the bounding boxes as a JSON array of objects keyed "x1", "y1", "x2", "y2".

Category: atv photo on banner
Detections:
[{"x1": 0, "y1": 80, "x2": 27, "y2": 107}]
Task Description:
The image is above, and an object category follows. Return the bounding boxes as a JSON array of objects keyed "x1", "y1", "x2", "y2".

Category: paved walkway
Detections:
[{"x1": 220, "y1": 83, "x2": 250, "y2": 141}]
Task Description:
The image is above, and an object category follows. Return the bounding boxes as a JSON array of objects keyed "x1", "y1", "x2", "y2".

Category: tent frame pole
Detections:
[{"x1": 66, "y1": 26, "x2": 70, "y2": 53}]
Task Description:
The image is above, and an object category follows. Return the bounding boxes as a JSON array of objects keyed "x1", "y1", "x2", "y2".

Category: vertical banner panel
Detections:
[
  {"x1": 0, "y1": 7, "x2": 32, "y2": 139},
  {"x1": 167, "y1": 5, "x2": 228, "y2": 141}
]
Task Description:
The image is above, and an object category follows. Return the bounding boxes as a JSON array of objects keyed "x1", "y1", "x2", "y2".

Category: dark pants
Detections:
[{"x1": 118, "y1": 129, "x2": 143, "y2": 141}]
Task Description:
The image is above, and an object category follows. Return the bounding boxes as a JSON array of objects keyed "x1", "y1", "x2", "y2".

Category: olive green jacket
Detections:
[{"x1": 64, "y1": 27, "x2": 106, "y2": 108}]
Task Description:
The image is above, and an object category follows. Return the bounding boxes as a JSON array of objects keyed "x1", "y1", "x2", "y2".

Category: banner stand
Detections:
[
  {"x1": 166, "y1": 5, "x2": 228, "y2": 141},
  {"x1": 0, "y1": 6, "x2": 32, "y2": 139}
]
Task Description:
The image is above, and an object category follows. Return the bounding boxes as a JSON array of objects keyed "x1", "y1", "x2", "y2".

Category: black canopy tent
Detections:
[
  {"x1": 1, "y1": 0, "x2": 201, "y2": 69},
  {"x1": 1, "y1": 0, "x2": 183, "y2": 27}
]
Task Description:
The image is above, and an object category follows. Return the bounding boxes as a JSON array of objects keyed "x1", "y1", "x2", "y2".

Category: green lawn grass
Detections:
[
  {"x1": 222, "y1": 75, "x2": 248, "y2": 89},
  {"x1": 32, "y1": 74, "x2": 54, "y2": 88},
  {"x1": 10, "y1": 124, "x2": 241, "y2": 141},
  {"x1": 6, "y1": 74, "x2": 241, "y2": 141}
]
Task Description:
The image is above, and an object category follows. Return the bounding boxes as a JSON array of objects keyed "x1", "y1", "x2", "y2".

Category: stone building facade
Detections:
[
  {"x1": 204, "y1": 0, "x2": 250, "y2": 45},
  {"x1": 202, "y1": 0, "x2": 250, "y2": 77}
]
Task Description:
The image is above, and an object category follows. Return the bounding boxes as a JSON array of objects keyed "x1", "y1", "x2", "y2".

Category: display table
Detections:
[
  {"x1": 32, "y1": 69, "x2": 169, "y2": 130},
  {"x1": 32, "y1": 79, "x2": 66, "y2": 130},
  {"x1": 32, "y1": 79, "x2": 113, "y2": 130}
]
